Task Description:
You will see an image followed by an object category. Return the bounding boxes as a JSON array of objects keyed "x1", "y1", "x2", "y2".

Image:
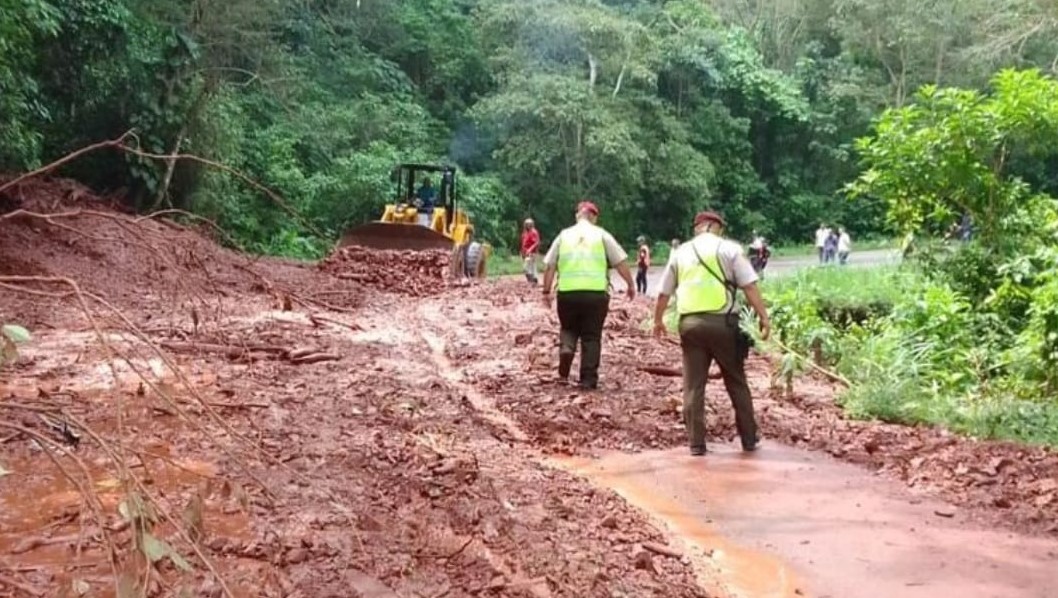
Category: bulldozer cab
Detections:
[{"x1": 339, "y1": 163, "x2": 475, "y2": 252}]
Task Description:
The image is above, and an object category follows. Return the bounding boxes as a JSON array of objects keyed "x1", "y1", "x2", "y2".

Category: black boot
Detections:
[{"x1": 558, "y1": 353, "x2": 574, "y2": 381}]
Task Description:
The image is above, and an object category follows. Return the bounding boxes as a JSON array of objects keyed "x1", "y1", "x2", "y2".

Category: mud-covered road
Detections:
[{"x1": 2, "y1": 182, "x2": 1057, "y2": 597}]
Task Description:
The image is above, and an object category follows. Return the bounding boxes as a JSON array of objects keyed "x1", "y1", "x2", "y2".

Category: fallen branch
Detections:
[
  {"x1": 159, "y1": 340, "x2": 289, "y2": 358},
  {"x1": 0, "y1": 422, "x2": 119, "y2": 591},
  {"x1": 308, "y1": 314, "x2": 363, "y2": 332},
  {"x1": 768, "y1": 338, "x2": 851, "y2": 387},
  {"x1": 637, "y1": 365, "x2": 722, "y2": 380},
  {"x1": 115, "y1": 143, "x2": 326, "y2": 239},
  {"x1": 0, "y1": 573, "x2": 44, "y2": 598},
  {"x1": 289, "y1": 352, "x2": 340, "y2": 365},
  {"x1": 207, "y1": 401, "x2": 271, "y2": 410},
  {"x1": 0, "y1": 131, "x2": 133, "y2": 196},
  {"x1": 0, "y1": 129, "x2": 324, "y2": 240},
  {"x1": 642, "y1": 542, "x2": 683, "y2": 559},
  {"x1": 638, "y1": 365, "x2": 682, "y2": 377}
]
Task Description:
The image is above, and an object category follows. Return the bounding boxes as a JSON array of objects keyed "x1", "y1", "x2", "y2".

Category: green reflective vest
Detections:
[
  {"x1": 557, "y1": 223, "x2": 609, "y2": 292},
  {"x1": 675, "y1": 235, "x2": 730, "y2": 315}
]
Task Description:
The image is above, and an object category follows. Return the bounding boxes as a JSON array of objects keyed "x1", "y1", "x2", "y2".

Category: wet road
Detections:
[{"x1": 560, "y1": 444, "x2": 1058, "y2": 598}]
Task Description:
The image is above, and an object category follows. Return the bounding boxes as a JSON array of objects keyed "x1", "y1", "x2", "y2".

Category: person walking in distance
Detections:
[
  {"x1": 521, "y1": 218, "x2": 540, "y2": 284},
  {"x1": 824, "y1": 228, "x2": 839, "y2": 264},
  {"x1": 837, "y1": 227, "x2": 852, "y2": 265},
  {"x1": 542, "y1": 201, "x2": 636, "y2": 390},
  {"x1": 814, "y1": 223, "x2": 830, "y2": 264},
  {"x1": 635, "y1": 236, "x2": 651, "y2": 295},
  {"x1": 653, "y1": 211, "x2": 771, "y2": 455}
]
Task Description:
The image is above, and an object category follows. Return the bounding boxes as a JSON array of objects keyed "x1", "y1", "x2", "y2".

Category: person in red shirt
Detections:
[
  {"x1": 521, "y1": 218, "x2": 541, "y2": 284},
  {"x1": 635, "y1": 236, "x2": 651, "y2": 295}
]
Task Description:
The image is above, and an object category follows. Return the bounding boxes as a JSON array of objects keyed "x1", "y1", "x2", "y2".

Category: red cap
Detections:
[
  {"x1": 694, "y1": 211, "x2": 726, "y2": 228},
  {"x1": 577, "y1": 201, "x2": 600, "y2": 216}
]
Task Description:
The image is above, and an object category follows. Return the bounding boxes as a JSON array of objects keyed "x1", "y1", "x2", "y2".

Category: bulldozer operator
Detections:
[{"x1": 415, "y1": 178, "x2": 437, "y2": 227}]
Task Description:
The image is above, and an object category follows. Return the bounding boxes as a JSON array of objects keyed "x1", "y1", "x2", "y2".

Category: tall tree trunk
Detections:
[{"x1": 151, "y1": 83, "x2": 212, "y2": 211}]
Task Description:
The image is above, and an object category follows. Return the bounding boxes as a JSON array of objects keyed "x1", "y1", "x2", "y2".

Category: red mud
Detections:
[{"x1": 0, "y1": 179, "x2": 711, "y2": 597}]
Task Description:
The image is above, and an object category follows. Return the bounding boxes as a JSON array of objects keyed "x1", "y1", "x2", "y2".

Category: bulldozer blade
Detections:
[{"x1": 338, "y1": 222, "x2": 454, "y2": 252}]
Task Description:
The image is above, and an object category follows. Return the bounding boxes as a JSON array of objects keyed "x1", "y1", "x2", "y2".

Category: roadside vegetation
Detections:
[{"x1": 763, "y1": 70, "x2": 1058, "y2": 447}]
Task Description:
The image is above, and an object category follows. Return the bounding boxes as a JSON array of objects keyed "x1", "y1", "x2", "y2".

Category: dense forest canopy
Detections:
[{"x1": 3, "y1": 0, "x2": 1058, "y2": 254}]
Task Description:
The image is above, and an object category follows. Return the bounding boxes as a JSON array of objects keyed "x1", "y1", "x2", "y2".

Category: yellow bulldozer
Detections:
[{"x1": 338, "y1": 163, "x2": 490, "y2": 278}]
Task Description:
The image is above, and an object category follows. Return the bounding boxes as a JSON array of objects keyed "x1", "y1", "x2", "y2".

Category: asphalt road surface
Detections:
[{"x1": 635, "y1": 248, "x2": 900, "y2": 298}]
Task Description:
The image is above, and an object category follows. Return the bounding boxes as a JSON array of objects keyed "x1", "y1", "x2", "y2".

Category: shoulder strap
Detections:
[{"x1": 690, "y1": 241, "x2": 737, "y2": 315}]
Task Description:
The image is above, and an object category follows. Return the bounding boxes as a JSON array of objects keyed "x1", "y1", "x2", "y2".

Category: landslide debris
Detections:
[
  {"x1": 318, "y1": 245, "x2": 450, "y2": 297},
  {"x1": 0, "y1": 177, "x2": 714, "y2": 597},
  {"x1": 0, "y1": 177, "x2": 366, "y2": 326}
]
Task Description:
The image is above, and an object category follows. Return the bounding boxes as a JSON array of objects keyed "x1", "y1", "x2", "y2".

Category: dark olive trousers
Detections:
[
  {"x1": 679, "y1": 313, "x2": 758, "y2": 450},
  {"x1": 556, "y1": 291, "x2": 610, "y2": 386}
]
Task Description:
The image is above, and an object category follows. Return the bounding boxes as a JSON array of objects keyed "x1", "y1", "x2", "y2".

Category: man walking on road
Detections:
[
  {"x1": 521, "y1": 218, "x2": 540, "y2": 285},
  {"x1": 815, "y1": 223, "x2": 831, "y2": 264},
  {"x1": 543, "y1": 201, "x2": 635, "y2": 390},
  {"x1": 653, "y1": 211, "x2": 771, "y2": 455},
  {"x1": 837, "y1": 228, "x2": 852, "y2": 265}
]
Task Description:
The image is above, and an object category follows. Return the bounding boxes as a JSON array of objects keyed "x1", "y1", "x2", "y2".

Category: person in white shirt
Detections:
[
  {"x1": 814, "y1": 224, "x2": 830, "y2": 264},
  {"x1": 838, "y1": 228, "x2": 852, "y2": 265}
]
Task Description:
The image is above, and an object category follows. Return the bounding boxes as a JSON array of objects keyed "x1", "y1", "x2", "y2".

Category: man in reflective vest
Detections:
[
  {"x1": 652, "y1": 211, "x2": 771, "y2": 455},
  {"x1": 542, "y1": 201, "x2": 636, "y2": 390}
]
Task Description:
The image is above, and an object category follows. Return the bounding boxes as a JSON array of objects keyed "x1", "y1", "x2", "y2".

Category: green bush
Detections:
[{"x1": 764, "y1": 260, "x2": 1058, "y2": 446}]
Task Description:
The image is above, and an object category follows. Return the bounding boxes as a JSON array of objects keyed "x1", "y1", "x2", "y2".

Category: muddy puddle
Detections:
[{"x1": 553, "y1": 443, "x2": 1058, "y2": 598}]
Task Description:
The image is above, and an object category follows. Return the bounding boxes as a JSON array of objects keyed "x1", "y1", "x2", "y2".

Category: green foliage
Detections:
[
  {"x1": 8, "y1": 0, "x2": 1058, "y2": 255},
  {"x1": 1, "y1": 323, "x2": 32, "y2": 366},
  {"x1": 757, "y1": 69, "x2": 1058, "y2": 446},
  {"x1": 0, "y1": 0, "x2": 60, "y2": 168}
]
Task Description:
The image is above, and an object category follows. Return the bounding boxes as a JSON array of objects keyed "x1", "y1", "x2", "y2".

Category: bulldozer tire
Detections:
[{"x1": 466, "y1": 242, "x2": 486, "y2": 279}]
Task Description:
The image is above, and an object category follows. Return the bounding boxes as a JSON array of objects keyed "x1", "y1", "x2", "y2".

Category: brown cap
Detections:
[{"x1": 694, "y1": 211, "x2": 726, "y2": 228}]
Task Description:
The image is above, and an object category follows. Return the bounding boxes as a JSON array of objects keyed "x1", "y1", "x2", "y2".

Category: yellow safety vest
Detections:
[
  {"x1": 675, "y1": 235, "x2": 731, "y2": 315},
  {"x1": 557, "y1": 223, "x2": 609, "y2": 292}
]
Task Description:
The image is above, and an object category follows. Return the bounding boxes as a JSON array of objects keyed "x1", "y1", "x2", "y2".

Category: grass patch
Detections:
[
  {"x1": 488, "y1": 252, "x2": 526, "y2": 277},
  {"x1": 762, "y1": 263, "x2": 1058, "y2": 447}
]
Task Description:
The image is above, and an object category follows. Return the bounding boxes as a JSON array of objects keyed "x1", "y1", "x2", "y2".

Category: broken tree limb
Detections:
[
  {"x1": 206, "y1": 401, "x2": 271, "y2": 410},
  {"x1": 0, "y1": 131, "x2": 134, "y2": 196},
  {"x1": 309, "y1": 314, "x2": 363, "y2": 332},
  {"x1": 159, "y1": 340, "x2": 289, "y2": 357},
  {"x1": 767, "y1": 338, "x2": 851, "y2": 387},
  {"x1": 286, "y1": 347, "x2": 319, "y2": 360},
  {"x1": 638, "y1": 365, "x2": 682, "y2": 377},
  {"x1": 0, "y1": 573, "x2": 44, "y2": 598},
  {"x1": 289, "y1": 352, "x2": 340, "y2": 365},
  {"x1": 637, "y1": 365, "x2": 722, "y2": 380},
  {"x1": 642, "y1": 542, "x2": 683, "y2": 559}
]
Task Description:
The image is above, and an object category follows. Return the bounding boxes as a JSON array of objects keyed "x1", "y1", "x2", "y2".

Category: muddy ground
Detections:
[{"x1": 1, "y1": 179, "x2": 1056, "y2": 597}]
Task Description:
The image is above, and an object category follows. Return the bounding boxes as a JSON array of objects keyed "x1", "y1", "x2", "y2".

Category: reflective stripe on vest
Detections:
[
  {"x1": 675, "y1": 235, "x2": 729, "y2": 315},
  {"x1": 557, "y1": 224, "x2": 608, "y2": 292}
]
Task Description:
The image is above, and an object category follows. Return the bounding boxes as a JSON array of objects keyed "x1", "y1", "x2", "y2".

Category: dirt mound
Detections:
[
  {"x1": 318, "y1": 245, "x2": 450, "y2": 296},
  {"x1": 0, "y1": 175, "x2": 124, "y2": 214},
  {"x1": 0, "y1": 177, "x2": 365, "y2": 326}
]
